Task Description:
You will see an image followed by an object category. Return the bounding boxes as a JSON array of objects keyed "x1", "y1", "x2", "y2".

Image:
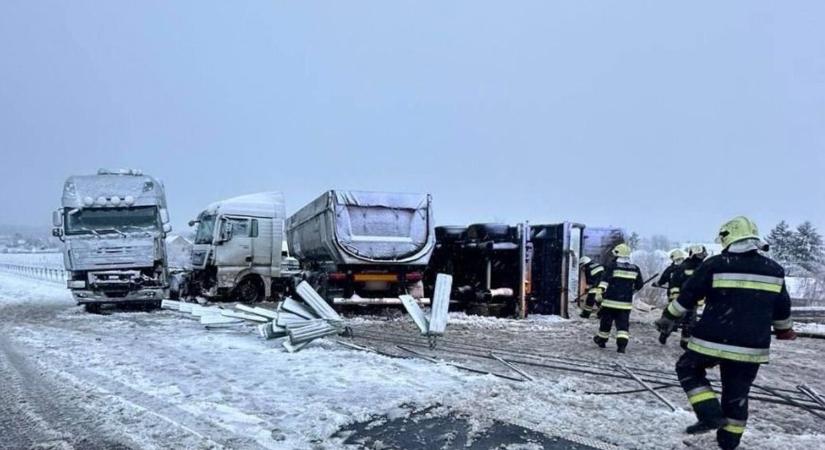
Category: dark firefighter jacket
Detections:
[
  {"x1": 657, "y1": 262, "x2": 681, "y2": 301},
  {"x1": 656, "y1": 263, "x2": 678, "y2": 287},
  {"x1": 664, "y1": 249, "x2": 792, "y2": 363},
  {"x1": 582, "y1": 261, "x2": 605, "y2": 293},
  {"x1": 668, "y1": 256, "x2": 705, "y2": 301},
  {"x1": 597, "y1": 261, "x2": 644, "y2": 310}
]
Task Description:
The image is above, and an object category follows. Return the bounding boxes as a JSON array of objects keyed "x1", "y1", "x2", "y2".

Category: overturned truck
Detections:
[
  {"x1": 427, "y1": 222, "x2": 589, "y2": 318},
  {"x1": 286, "y1": 190, "x2": 435, "y2": 306}
]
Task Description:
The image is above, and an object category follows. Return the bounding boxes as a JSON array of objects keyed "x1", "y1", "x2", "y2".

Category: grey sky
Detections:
[{"x1": 1, "y1": 1, "x2": 823, "y2": 242}]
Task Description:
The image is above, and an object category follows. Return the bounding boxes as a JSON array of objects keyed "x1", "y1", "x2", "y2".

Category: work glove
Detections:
[
  {"x1": 594, "y1": 290, "x2": 604, "y2": 303},
  {"x1": 775, "y1": 329, "x2": 797, "y2": 341},
  {"x1": 655, "y1": 315, "x2": 678, "y2": 336}
]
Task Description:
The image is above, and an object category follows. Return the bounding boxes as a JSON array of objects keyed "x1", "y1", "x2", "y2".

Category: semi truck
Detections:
[
  {"x1": 51, "y1": 169, "x2": 172, "y2": 313},
  {"x1": 286, "y1": 190, "x2": 435, "y2": 305},
  {"x1": 184, "y1": 192, "x2": 295, "y2": 303}
]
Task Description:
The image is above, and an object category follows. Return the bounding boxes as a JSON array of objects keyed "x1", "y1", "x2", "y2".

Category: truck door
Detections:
[
  {"x1": 249, "y1": 218, "x2": 272, "y2": 269},
  {"x1": 215, "y1": 217, "x2": 253, "y2": 271},
  {"x1": 565, "y1": 225, "x2": 584, "y2": 314}
]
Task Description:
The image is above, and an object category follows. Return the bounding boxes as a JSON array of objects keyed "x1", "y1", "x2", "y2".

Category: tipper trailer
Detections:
[
  {"x1": 52, "y1": 169, "x2": 172, "y2": 313},
  {"x1": 286, "y1": 190, "x2": 435, "y2": 306}
]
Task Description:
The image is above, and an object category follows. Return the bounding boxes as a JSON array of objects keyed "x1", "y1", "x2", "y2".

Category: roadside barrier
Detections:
[{"x1": 0, "y1": 263, "x2": 68, "y2": 284}]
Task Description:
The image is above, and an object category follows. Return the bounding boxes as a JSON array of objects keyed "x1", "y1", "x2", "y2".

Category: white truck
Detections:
[
  {"x1": 184, "y1": 192, "x2": 296, "y2": 302},
  {"x1": 286, "y1": 190, "x2": 435, "y2": 305},
  {"x1": 52, "y1": 169, "x2": 172, "y2": 313}
]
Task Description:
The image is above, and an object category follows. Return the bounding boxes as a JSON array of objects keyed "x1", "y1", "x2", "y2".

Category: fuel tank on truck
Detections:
[{"x1": 286, "y1": 190, "x2": 435, "y2": 266}]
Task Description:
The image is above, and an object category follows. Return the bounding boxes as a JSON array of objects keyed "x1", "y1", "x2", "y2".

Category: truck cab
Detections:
[
  {"x1": 187, "y1": 192, "x2": 287, "y2": 302},
  {"x1": 52, "y1": 169, "x2": 171, "y2": 312}
]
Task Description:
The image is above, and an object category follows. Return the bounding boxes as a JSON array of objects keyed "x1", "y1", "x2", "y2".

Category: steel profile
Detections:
[
  {"x1": 296, "y1": 281, "x2": 342, "y2": 321},
  {"x1": 428, "y1": 274, "x2": 452, "y2": 335},
  {"x1": 400, "y1": 294, "x2": 429, "y2": 334}
]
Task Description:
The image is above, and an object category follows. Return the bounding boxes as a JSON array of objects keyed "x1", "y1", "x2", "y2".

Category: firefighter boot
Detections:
[
  {"x1": 593, "y1": 335, "x2": 607, "y2": 348},
  {"x1": 685, "y1": 416, "x2": 725, "y2": 435}
]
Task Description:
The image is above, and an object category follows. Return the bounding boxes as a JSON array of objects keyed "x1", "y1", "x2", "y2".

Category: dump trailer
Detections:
[
  {"x1": 51, "y1": 169, "x2": 171, "y2": 313},
  {"x1": 286, "y1": 190, "x2": 435, "y2": 305},
  {"x1": 184, "y1": 192, "x2": 293, "y2": 303}
]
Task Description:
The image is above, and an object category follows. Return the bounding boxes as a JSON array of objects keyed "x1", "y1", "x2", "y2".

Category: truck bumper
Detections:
[{"x1": 72, "y1": 288, "x2": 167, "y2": 304}]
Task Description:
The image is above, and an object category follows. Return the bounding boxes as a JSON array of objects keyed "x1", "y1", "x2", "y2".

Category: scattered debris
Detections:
[
  {"x1": 615, "y1": 364, "x2": 676, "y2": 412},
  {"x1": 161, "y1": 283, "x2": 347, "y2": 352},
  {"x1": 400, "y1": 274, "x2": 453, "y2": 347},
  {"x1": 490, "y1": 352, "x2": 533, "y2": 382}
]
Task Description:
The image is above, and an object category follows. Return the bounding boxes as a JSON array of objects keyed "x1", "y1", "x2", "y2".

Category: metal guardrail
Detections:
[{"x1": 0, "y1": 263, "x2": 68, "y2": 285}]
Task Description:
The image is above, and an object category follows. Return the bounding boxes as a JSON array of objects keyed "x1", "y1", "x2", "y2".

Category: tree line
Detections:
[{"x1": 766, "y1": 221, "x2": 824, "y2": 275}]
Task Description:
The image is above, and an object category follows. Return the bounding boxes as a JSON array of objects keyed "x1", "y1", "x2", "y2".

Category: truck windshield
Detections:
[
  {"x1": 65, "y1": 206, "x2": 160, "y2": 236},
  {"x1": 194, "y1": 215, "x2": 216, "y2": 244}
]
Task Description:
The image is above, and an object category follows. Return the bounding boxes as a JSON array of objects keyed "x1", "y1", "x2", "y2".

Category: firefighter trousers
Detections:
[
  {"x1": 594, "y1": 307, "x2": 630, "y2": 349},
  {"x1": 676, "y1": 350, "x2": 760, "y2": 450}
]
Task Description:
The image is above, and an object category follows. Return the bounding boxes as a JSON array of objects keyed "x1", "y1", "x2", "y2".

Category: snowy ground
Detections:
[{"x1": 0, "y1": 270, "x2": 824, "y2": 450}]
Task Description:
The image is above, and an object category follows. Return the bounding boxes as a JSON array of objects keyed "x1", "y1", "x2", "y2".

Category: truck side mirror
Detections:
[
  {"x1": 160, "y1": 208, "x2": 170, "y2": 224},
  {"x1": 163, "y1": 223, "x2": 172, "y2": 234},
  {"x1": 52, "y1": 228, "x2": 63, "y2": 238},
  {"x1": 52, "y1": 210, "x2": 63, "y2": 227}
]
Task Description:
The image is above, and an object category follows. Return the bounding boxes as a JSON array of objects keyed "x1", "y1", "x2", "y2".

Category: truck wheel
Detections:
[
  {"x1": 235, "y1": 277, "x2": 264, "y2": 303},
  {"x1": 84, "y1": 303, "x2": 101, "y2": 314}
]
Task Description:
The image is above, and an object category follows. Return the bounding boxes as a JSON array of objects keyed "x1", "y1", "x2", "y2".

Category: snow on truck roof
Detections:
[
  {"x1": 205, "y1": 192, "x2": 285, "y2": 219},
  {"x1": 62, "y1": 170, "x2": 167, "y2": 209}
]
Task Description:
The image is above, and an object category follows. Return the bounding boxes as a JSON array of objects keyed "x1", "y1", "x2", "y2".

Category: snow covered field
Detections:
[
  {"x1": 0, "y1": 251, "x2": 63, "y2": 269},
  {"x1": 0, "y1": 270, "x2": 823, "y2": 449}
]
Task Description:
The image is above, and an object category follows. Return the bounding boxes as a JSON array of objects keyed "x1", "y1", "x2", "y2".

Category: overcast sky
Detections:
[{"x1": 1, "y1": 1, "x2": 823, "y2": 242}]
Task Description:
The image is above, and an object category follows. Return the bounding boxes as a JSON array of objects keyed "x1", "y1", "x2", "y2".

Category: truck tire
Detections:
[
  {"x1": 234, "y1": 277, "x2": 264, "y2": 303},
  {"x1": 466, "y1": 223, "x2": 512, "y2": 242},
  {"x1": 435, "y1": 226, "x2": 467, "y2": 243},
  {"x1": 84, "y1": 303, "x2": 101, "y2": 314}
]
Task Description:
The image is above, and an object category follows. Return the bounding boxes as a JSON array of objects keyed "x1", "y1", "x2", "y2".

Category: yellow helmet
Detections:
[
  {"x1": 669, "y1": 249, "x2": 687, "y2": 262},
  {"x1": 612, "y1": 243, "x2": 631, "y2": 258},
  {"x1": 716, "y1": 216, "x2": 760, "y2": 248}
]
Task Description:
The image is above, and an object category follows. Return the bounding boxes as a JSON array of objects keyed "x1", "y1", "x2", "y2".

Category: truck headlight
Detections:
[{"x1": 68, "y1": 280, "x2": 86, "y2": 289}]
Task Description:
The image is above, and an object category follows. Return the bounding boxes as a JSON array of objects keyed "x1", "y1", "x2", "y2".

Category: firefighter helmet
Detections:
[
  {"x1": 688, "y1": 244, "x2": 708, "y2": 258},
  {"x1": 612, "y1": 243, "x2": 632, "y2": 258},
  {"x1": 580, "y1": 256, "x2": 592, "y2": 266},
  {"x1": 716, "y1": 216, "x2": 760, "y2": 248},
  {"x1": 669, "y1": 249, "x2": 687, "y2": 263}
]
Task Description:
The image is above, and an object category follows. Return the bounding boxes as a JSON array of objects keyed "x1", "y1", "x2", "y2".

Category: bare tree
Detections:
[{"x1": 631, "y1": 249, "x2": 670, "y2": 307}]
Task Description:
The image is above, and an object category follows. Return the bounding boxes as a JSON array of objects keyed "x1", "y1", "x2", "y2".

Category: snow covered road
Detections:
[{"x1": 1, "y1": 271, "x2": 824, "y2": 450}]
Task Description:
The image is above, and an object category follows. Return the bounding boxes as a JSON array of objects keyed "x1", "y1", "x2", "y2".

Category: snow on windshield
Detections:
[{"x1": 65, "y1": 206, "x2": 160, "y2": 235}]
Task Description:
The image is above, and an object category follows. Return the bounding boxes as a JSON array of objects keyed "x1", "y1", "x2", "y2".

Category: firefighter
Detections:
[
  {"x1": 593, "y1": 243, "x2": 644, "y2": 353},
  {"x1": 579, "y1": 256, "x2": 605, "y2": 319},
  {"x1": 655, "y1": 249, "x2": 687, "y2": 302},
  {"x1": 668, "y1": 245, "x2": 709, "y2": 349},
  {"x1": 655, "y1": 216, "x2": 796, "y2": 450}
]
